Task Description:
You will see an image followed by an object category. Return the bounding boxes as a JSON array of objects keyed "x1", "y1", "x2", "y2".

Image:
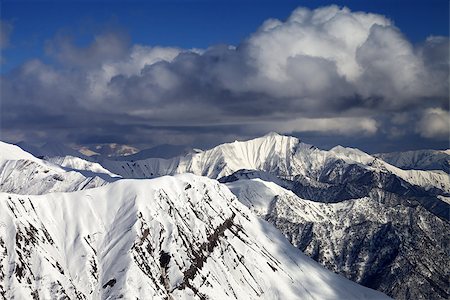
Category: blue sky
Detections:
[
  {"x1": 1, "y1": 1, "x2": 449, "y2": 152},
  {"x1": 1, "y1": 0, "x2": 448, "y2": 72}
]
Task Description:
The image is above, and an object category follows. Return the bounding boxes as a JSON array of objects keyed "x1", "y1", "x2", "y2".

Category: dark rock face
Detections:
[
  {"x1": 265, "y1": 192, "x2": 449, "y2": 300},
  {"x1": 223, "y1": 167, "x2": 450, "y2": 300}
]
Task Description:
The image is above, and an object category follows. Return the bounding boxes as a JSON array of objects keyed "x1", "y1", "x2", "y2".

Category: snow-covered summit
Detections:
[
  {"x1": 0, "y1": 173, "x2": 390, "y2": 299},
  {"x1": 97, "y1": 133, "x2": 450, "y2": 193}
]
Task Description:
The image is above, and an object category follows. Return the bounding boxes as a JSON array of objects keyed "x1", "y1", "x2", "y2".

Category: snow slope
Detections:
[
  {"x1": 227, "y1": 178, "x2": 450, "y2": 300},
  {"x1": 0, "y1": 174, "x2": 389, "y2": 300},
  {"x1": 98, "y1": 133, "x2": 450, "y2": 193},
  {"x1": 375, "y1": 149, "x2": 450, "y2": 173},
  {"x1": 46, "y1": 156, "x2": 121, "y2": 179},
  {"x1": 0, "y1": 142, "x2": 109, "y2": 194}
]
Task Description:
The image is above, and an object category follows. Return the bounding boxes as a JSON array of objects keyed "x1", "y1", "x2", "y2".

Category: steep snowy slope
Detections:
[
  {"x1": 375, "y1": 149, "x2": 450, "y2": 173},
  {"x1": 0, "y1": 142, "x2": 109, "y2": 194},
  {"x1": 227, "y1": 178, "x2": 450, "y2": 300},
  {"x1": 46, "y1": 156, "x2": 121, "y2": 180},
  {"x1": 0, "y1": 174, "x2": 389, "y2": 300},
  {"x1": 98, "y1": 132, "x2": 302, "y2": 179},
  {"x1": 98, "y1": 133, "x2": 450, "y2": 194}
]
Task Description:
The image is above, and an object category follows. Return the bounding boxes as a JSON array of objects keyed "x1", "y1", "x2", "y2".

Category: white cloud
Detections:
[
  {"x1": 249, "y1": 117, "x2": 378, "y2": 136},
  {"x1": 245, "y1": 5, "x2": 391, "y2": 82},
  {"x1": 2, "y1": 6, "x2": 449, "y2": 147},
  {"x1": 86, "y1": 45, "x2": 182, "y2": 100},
  {"x1": 416, "y1": 108, "x2": 450, "y2": 139}
]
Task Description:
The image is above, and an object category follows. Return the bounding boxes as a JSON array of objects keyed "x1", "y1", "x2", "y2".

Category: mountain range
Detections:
[{"x1": 2, "y1": 132, "x2": 449, "y2": 299}]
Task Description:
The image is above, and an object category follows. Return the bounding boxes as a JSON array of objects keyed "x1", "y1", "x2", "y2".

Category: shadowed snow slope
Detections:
[
  {"x1": 0, "y1": 142, "x2": 109, "y2": 194},
  {"x1": 0, "y1": 174, "x2": 389, "y2": 300},
  {"x1": 374, "y1": 149, "x2": 450, "y2": 173}
]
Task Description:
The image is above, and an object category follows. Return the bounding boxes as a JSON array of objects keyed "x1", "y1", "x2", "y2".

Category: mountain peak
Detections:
[
  {"x1": 0, "y1": 173, "x2": 391, "y2": 299},
  {"x1": 264, "y1": 131, "x2": 282, "y2": 137}
]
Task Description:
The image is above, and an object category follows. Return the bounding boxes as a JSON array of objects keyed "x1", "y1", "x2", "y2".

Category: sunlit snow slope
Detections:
[
  {"x1": 227, "y1": 178, "x2": 450, "y2": 300},
  {"x1": 0, "y1": 142, "x2": 109, "y2": 194},
  {"x1": 0, "y1": 174, "x2": 389, "y2": 300},
  {"x1": 98, "y1": 133, "x2": 449, "y2": 193}
]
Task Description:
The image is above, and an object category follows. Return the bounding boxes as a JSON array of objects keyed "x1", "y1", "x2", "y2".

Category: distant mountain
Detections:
[
  {"x1": 16, "y1": 141, "x2": 82, "y2": 158},
  {"x1": 46, "y1": 155, "x2": 121, "y2": 180},
  {"x1": 88, "y1": 143, "x2": 139, "y2": 157},
  {"x1": 0, "y1": 174, "x2": 389, "y2": 300},
  {"x1": 375, "y1": 149, "x2": 450, "y2": 173},
  {"x1": 112, "y1": 144, "x2": 190, "y2": 161},
  {"x1": 0, "y1": 142, "x2": 111, "y2": 194},
  {"x1": 98, "y1": 132, "x2": 449, "y2": 194}
]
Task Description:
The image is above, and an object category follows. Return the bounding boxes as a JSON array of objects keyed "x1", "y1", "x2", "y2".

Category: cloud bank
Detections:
[{"x1": 1, "y1": 6, "x2": 448, "y2": 150}]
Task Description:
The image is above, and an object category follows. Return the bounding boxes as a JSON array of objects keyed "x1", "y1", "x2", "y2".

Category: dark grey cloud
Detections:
[{"x1": 1, "y1": 6, "x2": 449, "y2": 151}]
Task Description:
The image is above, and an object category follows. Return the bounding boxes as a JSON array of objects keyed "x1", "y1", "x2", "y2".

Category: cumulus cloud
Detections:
[
  {"x1": 416, "y1": 108, "x2": 450, "y2": 140},
  {"x1": 1, "y1": 6, "x2": 449, "y2": 149}
]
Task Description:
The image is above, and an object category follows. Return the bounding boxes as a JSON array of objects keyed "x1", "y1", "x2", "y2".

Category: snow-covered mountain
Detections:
[
  {"x1": 83, "y1": 133, "x2": 448, "y2": 300},
  {"x1": 97, "y1": 132, "x2": 449, "y2": 198},
  {"x1": 16, "y1": 141, "x2": 83, "y2": 159},
  {"x1": 226, "y1": 177, "x2": 449, "y2": 300},
  {"x1": 111, "y1": 144, "x2": 191, "y2": 161},
  {"x1": 89, "y1": 143, "x2": 139, "y2": 157},
  {"x1": 0, "y1": 174, "x2": 389, "y2": 300},
  {"x1": 375, "y1": 149, "x2": 450, "y2": 173},
  {"x1": 6, "y1": 133, "x2": 448, "y2": 300},
  {"x1": 0, "y1": 142, "x2": 110, "y2": 194},
  {"x1": 46, "y1": 156, "x2": 121, "y2": 180}
]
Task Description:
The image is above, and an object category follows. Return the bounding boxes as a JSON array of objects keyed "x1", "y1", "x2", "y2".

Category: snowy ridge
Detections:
[
  {"x1": 0, "y1": 142, "x2": 108, "y2": 194},
  {"x1": 226, "y1": 178, "x2": 450, "y2": 299},
  {"x1": 0, "y1": 142, "x2": 44, "y2": 163},
  {"x1": 328, "y1": 145, "x2": 449, "y2": 193},
  {"x1": 46, "y1": 156, "x2": 121, "y2": 179},
  {"x1": 0, "y1": 174, "x2": 389, "y2": 299},
  {"x1": 97, "y1": 132, "x2": 300, "y2": 179},
  {"x1": 375, "y1": 149, "x2": 450, "y2": 173},
  {"x1": 97, "y1": 133, "x2": 450, "y2": 193}
]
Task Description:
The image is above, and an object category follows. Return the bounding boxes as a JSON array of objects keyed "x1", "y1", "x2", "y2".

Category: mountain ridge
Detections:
[{"x1": 0, "y1": 174, "x2": 390, "y2": 299}]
